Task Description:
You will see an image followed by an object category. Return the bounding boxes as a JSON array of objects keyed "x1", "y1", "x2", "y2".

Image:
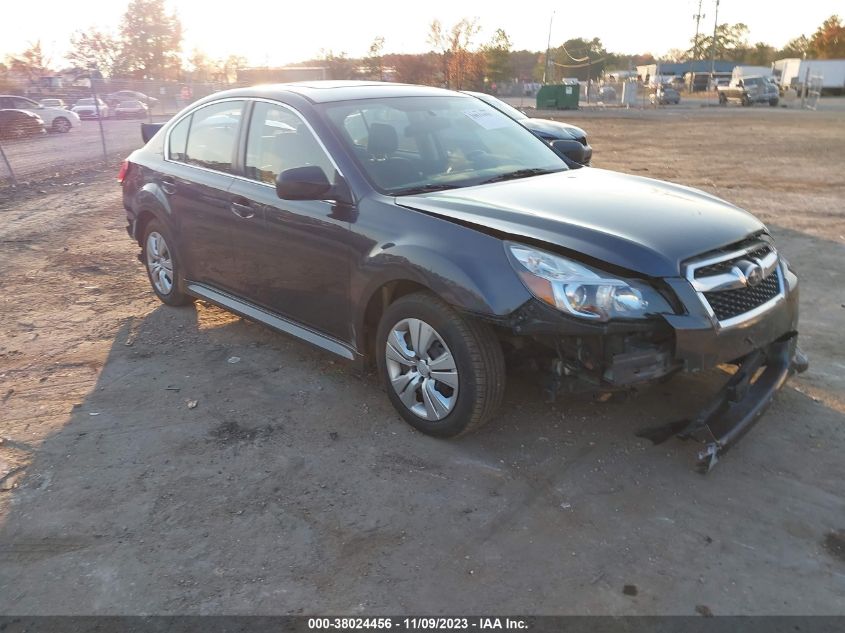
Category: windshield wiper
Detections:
[
  {"x1": 479, "y1": 168, "x2": 562, "y2": 184},
  {"x1": 391, "y1": 183, "x2": 461, "y2": 196}
]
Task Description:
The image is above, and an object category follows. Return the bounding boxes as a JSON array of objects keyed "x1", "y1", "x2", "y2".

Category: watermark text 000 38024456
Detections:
[{"x1": 308, "y1": 617, "x2": 528, "y2": 630}]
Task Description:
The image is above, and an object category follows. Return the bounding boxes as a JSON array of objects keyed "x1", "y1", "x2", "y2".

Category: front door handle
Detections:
[
  {"x1": 160, "y1": 177, "x2": 176, "y2": 195},
  {"x1": 230, "y1": 198, "x2": 255, "y2": 219}
]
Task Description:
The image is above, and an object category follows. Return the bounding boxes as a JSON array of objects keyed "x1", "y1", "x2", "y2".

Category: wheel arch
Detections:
[
  {"x1": 357, "y1": 278, "x2": 432, "y2": 362},
  {"x1": 351, "y1": 240, "x2": 530, "y2": 358},
  {"x1": 131, "y1": 183, "x2": 175, "y2": 246}
]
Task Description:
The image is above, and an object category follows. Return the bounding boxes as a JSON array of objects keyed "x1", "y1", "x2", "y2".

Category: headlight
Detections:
[{"x1": 506, "y1": 243, "x2": 673, "y2": 321}]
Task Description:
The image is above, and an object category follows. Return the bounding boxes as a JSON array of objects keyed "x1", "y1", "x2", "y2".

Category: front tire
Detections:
[
  {"x1": 52, "y1": 117, "x2": 71, "y2": 133},
  {"x1": 141, "y1": 220, "x2": 191, "y2": 306},
  {"x1": 376, "y1": 292, "x2": 505, "y2": 437}
]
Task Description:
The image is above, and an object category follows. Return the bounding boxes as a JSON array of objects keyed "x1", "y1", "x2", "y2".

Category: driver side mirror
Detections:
[
  {"x1": 275, "y1": 166, "x2": 353, "y2": 205},
  {"x1": 276, "y1": 166, "x2": 332, "y2": 200}
]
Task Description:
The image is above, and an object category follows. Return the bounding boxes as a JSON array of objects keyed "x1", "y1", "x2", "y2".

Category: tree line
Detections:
[{"x1": 1, "y1": 2, "x2": 843, "y2": 94}]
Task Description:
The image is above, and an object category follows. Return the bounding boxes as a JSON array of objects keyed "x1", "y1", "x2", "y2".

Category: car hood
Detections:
[
  {"x1": 523, "y1": 118, "x2": 586, "y2": 141},
  {"x1": 397, "y1": 168, "x2": 766, "y2": 278}
]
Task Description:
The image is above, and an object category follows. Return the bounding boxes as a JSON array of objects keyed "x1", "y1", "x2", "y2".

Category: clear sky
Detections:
[{"x1": 2, "y1": 0, "x2": 841, "y2": 68}]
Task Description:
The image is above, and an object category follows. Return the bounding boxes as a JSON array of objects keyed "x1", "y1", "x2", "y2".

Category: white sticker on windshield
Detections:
[{"x1": 463, "y1": 109, "x2": 511, "y2": 130}]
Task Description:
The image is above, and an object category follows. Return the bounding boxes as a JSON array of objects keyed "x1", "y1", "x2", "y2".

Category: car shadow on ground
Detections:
[{"x1": 1, "y1": 294, "x2": 844, "y2": 614}]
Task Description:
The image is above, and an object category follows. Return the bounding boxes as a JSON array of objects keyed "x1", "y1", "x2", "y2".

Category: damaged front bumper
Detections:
[
  {"x1": 638, "y1": 334, "x2": 807, "y2": 472},
  {"x1": 495, "y1": 261, "x2": 805, "y2": 472}
]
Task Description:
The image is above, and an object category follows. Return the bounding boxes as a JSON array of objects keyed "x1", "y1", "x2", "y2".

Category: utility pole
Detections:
[
  {"x1": 0, "y1": 141, "x2": 17, "y2": 186},
  {"x1": 692, "y1": 0, "x2": 705, "y2": 61},
  {"x1": 692, "y1": 0, "x2": 705, "y2": 91},
  {"x1": 543, "y1": 11, "x2": 555, "y2": 84},
  {"x1": 709, "y1": 0, "x2": 720, "y2": 92}
]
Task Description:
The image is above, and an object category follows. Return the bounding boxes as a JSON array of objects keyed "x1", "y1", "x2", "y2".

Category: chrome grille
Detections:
[
  {"x1": 694, "y1": 244, "x2": 773, "y2": 278},
  {"x1": 703, "y1": 272, "x2": 781, "y2": 321},
  {"x1": 684, "y1": 240, "x2": 784, "y2": 327}
]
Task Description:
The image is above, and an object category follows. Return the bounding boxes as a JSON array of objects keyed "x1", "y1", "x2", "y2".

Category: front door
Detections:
[{"x1": 226, "y1": 100, "x2": 352, "y2": 342}]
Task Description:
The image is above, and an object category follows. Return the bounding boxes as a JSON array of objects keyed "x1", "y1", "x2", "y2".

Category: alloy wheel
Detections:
[{"x1": 145, "y1": 231, "x2": 174, "y2": 295}]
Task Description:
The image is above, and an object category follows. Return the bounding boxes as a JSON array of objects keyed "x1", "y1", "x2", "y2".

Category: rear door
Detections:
[
  {"x1": 161, "y1": 99, "x2": 246, "y2": 291},
  {"x1": 226, "y1": 100, "x2": 352, "y2": 341}
]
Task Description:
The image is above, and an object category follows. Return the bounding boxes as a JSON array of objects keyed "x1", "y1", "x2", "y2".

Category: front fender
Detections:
[{"x1": 351, "y1": 237, "x2": 532, "y2": 349}]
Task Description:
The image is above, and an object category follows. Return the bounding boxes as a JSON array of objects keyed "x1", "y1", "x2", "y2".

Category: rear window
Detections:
[{"x1": 168, "y1": 115, "x2": 191, "y2": 162}]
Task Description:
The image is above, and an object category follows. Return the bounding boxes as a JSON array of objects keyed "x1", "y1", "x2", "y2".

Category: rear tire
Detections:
[
  {"x1": 376, "y1": 291, "x2": 505, "y2": 437},
  {"x1": 141, "y1": 219, "x2": 191, "y2": 306},
  {"x1": 718, "y1": 93, "x2": 727, "y2": 106}
]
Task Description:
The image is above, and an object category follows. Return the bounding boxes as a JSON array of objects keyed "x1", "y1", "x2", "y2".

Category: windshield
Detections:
[
  {"x1": 467, "y1": 92, "x2": 528, "y2": 121},
  {"x1": 77, "y1": 99, "x2": 96, "y2": 105},
  {"x1": 321, "y1": 95, "x2": 564, "y2": 195}
]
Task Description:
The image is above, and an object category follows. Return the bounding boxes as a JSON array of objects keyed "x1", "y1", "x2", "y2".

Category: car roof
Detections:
[{"x1": 204, "y1": 81, "x2": 458, "y2": 104}]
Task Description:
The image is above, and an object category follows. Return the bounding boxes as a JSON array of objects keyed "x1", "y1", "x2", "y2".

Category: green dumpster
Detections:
[{"x1": 536, "y1": 80, "x2": 580, "y2": 110}]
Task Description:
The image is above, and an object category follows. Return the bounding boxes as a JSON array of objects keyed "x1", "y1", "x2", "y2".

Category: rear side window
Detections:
[
  {"x1": 183, "y1": 101, "x2": 244, "y2": 173},
  {"x1": 168, "y1": 115, "x2": 190, "y2": 161}
]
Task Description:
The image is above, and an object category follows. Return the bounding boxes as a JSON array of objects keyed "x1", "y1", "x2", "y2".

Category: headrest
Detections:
[{"x1": 367, "y1": 123, "x2": 398, "y2": 157}]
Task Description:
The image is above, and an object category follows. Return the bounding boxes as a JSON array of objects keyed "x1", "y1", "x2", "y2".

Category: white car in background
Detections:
[
  {"x1": 72, "y1": 98, "x2": 110, "y2": 119},
  {"x1": 39, "y1": 98, "x2": 68, "y2": 109},
  {"x1": 0, "y1": 94, "x2": 80, "y2": 132}
]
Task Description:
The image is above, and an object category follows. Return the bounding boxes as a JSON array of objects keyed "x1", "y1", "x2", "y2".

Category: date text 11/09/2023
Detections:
[{"x1": 307, "y1": 618, "x2": 529, "y2": 630}]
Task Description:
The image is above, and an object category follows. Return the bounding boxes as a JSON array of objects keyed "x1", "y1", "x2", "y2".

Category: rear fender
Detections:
[{"x1": 130, "y1": 181, "x2": 174, "y2": 243}]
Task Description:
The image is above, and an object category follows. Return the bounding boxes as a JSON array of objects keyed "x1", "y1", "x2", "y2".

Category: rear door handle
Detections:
[
  {"x1": 230, "y1": 198, "x2": 255, "y2": 219},
  {"x1": 160, "y1": 177, "x2": 176, "y2": 195}
]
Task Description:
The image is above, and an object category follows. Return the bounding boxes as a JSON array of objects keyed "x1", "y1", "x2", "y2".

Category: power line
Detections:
[
  {"x1": 551, "y1": 57, "x2": 606, "y2": 69},
  {"x1": 560, "y1": 42, "x2": 590, "y2": 63}
]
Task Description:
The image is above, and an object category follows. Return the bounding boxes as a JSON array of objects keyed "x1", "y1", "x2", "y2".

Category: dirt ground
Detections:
[{"x1": 0, "y1": 106, "x2": 844, "y2": 615}]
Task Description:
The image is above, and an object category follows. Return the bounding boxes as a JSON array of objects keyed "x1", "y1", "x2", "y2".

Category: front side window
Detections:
[
  {"x1": 184, "y1": 100, "x2": 244, "y2": 174},
  {"x1": 322, "y1": 95, "x2": 564, "y2": 194},
  {"x1": 244, "y1": 101, "x2": 334, "y2": 184}
]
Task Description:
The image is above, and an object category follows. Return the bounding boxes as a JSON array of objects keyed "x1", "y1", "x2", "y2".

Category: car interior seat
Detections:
[{"x1": 366, "y1": 122, "x2": 421, "y2": 190}]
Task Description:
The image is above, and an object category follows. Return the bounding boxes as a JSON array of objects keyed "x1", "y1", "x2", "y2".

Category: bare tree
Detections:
[
  {"x1": 427, "y1": 18, "x2": 483, "y2": 89},
  {"x1": 6, "y1": 42, "x2": 51, "y2": 85},
  {"x1": 366, "y1": 36, "x2": 386, "y2": 80},
  {"x1": 66, "y1": 29, "x2": 122, "y2": 77},
  {"x1": 319, "y1": 50, "x2": 359, "y2": 80},
  {"x1": 388, "y1": 53, "x2": 438, "y2": 85}
]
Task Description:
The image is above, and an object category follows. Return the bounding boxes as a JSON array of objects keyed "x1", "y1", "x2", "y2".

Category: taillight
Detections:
[{"x1": 117, "y1": 160, "x2": 129, "y2": 184}]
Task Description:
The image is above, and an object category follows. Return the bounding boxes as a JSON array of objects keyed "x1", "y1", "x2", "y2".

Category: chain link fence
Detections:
[
  {"x1": 1, "y1": 77, "x2": 838, "y2": 187},
  {"x1": 0, "y1": 79, "x2": 230, "y2": 186}
]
